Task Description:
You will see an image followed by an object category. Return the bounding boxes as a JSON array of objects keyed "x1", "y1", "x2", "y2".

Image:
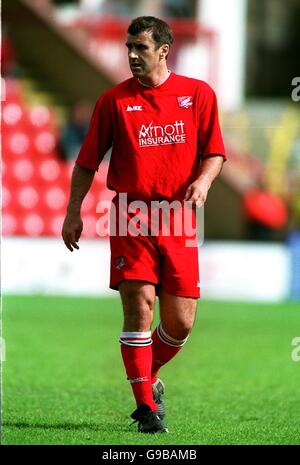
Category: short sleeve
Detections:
[
  {"x1": 76, "y1": 92, "x2": 113, "y2": 171},
  {"x1": 198, "y1": 85, "x2": 226, "y2": 160}
]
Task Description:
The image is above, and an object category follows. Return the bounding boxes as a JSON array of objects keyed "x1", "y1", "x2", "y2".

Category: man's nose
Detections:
[{"x1": 128, "y1": 49, "x2": 138, "y2": 59}]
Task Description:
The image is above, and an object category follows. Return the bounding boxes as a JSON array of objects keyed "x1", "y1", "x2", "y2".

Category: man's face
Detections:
[{"x1": 126, "y1": 30, "x2": 167, "y2": 78}]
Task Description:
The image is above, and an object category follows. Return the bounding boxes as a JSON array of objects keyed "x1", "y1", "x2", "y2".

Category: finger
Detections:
[
  {"x1": 189, "y1": 193, "x2": 205, "y2": 207},
  {"x1": 69, "y1": 233, "x2": 80, "y2": 250},
  {"x1": 183, "y1": 186, "x2": 192, "y2": 201},
  {"x1": 190, "y1": 193, "x2": 199, "y2": 204},
  {"x1": 75, "y1": 227, "x2": 82, "y2": 242},
  {"x1": 62, "y1": 231, "x2": 79, "y2": 251},
  {"x1": 195, "y1": 199, "x2": 204, "y2": 208},
  {"x1": 196, "y1": 193, "x2": 207, "y2": 207},
  {"x1": 62, "y1": 236, "x2": 74, "y2": 252}
]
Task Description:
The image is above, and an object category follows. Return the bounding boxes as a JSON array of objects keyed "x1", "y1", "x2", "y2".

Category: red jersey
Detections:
[{"x1": 76, "y1": 72, "x2": 225, "y2": 201}]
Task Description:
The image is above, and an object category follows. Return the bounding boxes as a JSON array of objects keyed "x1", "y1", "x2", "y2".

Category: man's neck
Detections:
[{"x1": 138, "y1": 68, "x2": 170, "y2": 88}]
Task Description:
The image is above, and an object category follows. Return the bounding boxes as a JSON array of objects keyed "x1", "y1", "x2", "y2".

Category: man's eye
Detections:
[{"x1": 126, "y1": 43, "x2": 147, "y2": 51}]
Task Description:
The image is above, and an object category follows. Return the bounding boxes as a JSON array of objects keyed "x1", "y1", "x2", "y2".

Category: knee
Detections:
[
  {"x1": 162, "y1": 314, "x2": 195, "y2": 340},
  {"x1": 123, "y1": 296, "x2": 155, "y2": 331},
  {"x1": 167, "y1": 322, "x2": 192, "y2": 340},
  {"x1": 123, "y1": 287, "x2": 155, "y2": 313},
  {"x1": 120, "y1": 283, "x2": 156, "y2": 331}
]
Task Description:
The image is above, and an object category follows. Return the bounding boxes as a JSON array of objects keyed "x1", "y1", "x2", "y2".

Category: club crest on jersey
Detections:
[
  {"x1": 126, "y1": 105, "x2": 143, "y2": 112},
  {"x1": 177, "y1": 96, "x2": 193, "y2": 109}
]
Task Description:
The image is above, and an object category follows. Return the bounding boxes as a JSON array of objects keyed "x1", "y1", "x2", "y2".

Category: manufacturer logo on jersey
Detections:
[
  {"x1": 126, "y1": 105, "x2": 143, "y2": 112},
  {"x1": 177, "y1": 96, "x2": 193, "y2": 109},
  {"x1": 115, "y1": 256, "x2": 125, "y2": 269},
  {"x1": 138, "y1": 120, "x2": 186, "y2": 147}
]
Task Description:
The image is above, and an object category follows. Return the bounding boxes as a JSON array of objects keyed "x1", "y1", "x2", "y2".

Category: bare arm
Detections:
[
  {"x1": 183, "y1": 155, "x2": 225, "y2": 206},
  {"x1": 62, "y1": 164, "x2": 96, "y2": 251}
]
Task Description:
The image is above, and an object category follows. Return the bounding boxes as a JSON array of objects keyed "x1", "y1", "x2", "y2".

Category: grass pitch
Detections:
[{"x1": 2, "y1": 295, "x2": 300, "y2": 445}]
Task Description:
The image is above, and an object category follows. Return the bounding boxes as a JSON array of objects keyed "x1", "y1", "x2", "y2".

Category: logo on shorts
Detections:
[
  {"x1": 115, "y1": 256, "x2": 125, "y2": 270},
  {"x1": 177, "y1": 96, "x2": 193, "y2": 108}
]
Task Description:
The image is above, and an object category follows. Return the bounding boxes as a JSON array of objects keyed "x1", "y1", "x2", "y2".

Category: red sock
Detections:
[
  {"x1": 151, "y1": 324, "x2": 189, "y2": 384},
  {"x1": 120, "y1": 331, "x2": 157, "y2": 411}
]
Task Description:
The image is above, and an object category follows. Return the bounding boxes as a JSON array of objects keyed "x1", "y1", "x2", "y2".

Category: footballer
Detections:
[{"x1": 62, "y1": 16, "x2": 226, "y2": 433}]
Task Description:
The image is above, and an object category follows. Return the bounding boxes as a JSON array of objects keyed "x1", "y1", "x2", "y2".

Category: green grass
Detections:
[{"x1": 2, "y1": 295, "x2": 300, "y2": 445}]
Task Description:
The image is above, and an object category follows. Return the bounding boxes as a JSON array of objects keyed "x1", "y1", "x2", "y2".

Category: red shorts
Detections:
[{"x1": 109, "y1": 197, "x2": 200, "y2": 298}]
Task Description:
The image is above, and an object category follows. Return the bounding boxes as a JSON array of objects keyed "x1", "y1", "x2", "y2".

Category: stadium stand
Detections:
[{"x1": 2, "y1": 77, "x2": 113, "y2": 238}]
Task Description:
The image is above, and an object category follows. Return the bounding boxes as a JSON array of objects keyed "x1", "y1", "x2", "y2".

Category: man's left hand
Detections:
[{"x1": 183, "y1": 178, "x2": 211, "y2": 207}]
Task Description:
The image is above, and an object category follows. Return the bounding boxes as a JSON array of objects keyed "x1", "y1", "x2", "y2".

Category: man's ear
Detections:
[{"x1": 160, "y1": 44, "x2": 170, "y2": 60}]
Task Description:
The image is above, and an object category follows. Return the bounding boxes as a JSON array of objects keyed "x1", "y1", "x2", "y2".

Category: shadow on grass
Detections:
[{"x1": 3, "y1": 421, "x2": 126, "y2": 432}]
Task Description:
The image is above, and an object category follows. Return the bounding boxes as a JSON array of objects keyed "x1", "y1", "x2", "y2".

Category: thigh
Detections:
[
  {"x1": 159, "y1": 235, "x2": 200, "y2": 299},
  {"x1": 158, "y1": 288, "x2": 198, "y2": 340},
  {"x1": 157, "y1": 203, "x2": 200, "y2": 298}
]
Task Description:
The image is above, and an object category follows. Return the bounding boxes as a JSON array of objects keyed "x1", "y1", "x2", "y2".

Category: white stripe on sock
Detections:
[
  {"x1": 119, "y1": 331, "x2": 152, "y2": 347},
  {"x1": 157, "y1": 323, "x2": 189, "y2": 347},
  {"x1": 120, "y1": 331, "x2": 151, "y2": 338}
]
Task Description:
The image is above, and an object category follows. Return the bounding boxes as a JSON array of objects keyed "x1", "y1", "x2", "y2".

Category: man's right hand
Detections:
[{"x1": 61, "y1": 213, "x2": 83, "y2": 252}]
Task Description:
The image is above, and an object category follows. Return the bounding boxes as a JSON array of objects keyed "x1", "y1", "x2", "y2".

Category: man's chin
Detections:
[{"x1": 130, "y1": 67, "x2": 144, "y2": 77}]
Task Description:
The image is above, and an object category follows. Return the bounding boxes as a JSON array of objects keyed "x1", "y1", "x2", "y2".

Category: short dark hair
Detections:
[{"x1": 128, "y1": 16, "x2": 174, "y2": 50}]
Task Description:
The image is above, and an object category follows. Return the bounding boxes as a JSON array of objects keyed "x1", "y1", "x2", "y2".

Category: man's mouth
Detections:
[{"x1": 130, "y1": 63, "x2": 142, "y2": 70}]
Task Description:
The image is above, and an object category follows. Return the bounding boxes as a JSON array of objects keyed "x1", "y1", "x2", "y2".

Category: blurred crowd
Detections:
[
  {"x1": 57, "y1": 100, "x2": 93, "y2": 161},
  {"x1": 51, "y1": 0, "x2": 194, "y2": 17}
]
